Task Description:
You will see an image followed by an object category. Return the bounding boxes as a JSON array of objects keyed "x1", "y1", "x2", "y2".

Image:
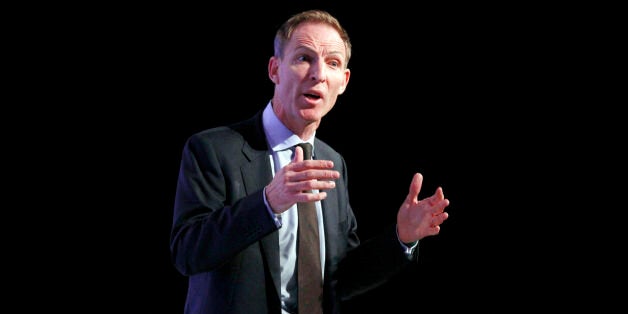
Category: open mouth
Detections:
[{"x1": 304, "y1": 93, "x2": 321, "y2": 100}]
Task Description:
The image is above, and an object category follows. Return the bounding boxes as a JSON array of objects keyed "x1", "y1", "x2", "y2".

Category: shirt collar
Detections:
[{"x1": 262, "y1": 101, "x2": 315, "y2": 153}]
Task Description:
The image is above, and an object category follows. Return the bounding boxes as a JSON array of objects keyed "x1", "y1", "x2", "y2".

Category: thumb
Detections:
[
  {"x1": 292, "y1": 145, "x2": 304, "y2": 163},
  {"x1": 406, "y1": 173, "x2": 423, "y2": 203}
]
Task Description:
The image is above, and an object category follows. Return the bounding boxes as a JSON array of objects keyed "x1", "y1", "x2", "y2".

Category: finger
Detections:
[
  {"x1": 299, "y1": 191, "x2": 328, "y2": 203},
  {"x1": 429, "y1": 191, "x2": 450, "y2": 214},
  {"x1": 292, "y1": 160, "x2": 336, "y2": 172},
  {"x1": 405, "y1": 173, "x2": 423, "y2": 203},
  {"x1": 435, "y1": 186, "x2": 444, "y2": 199},
  {"x1": 434, "y1": 187, "x2": 450, "y2": 209},
  {"x1": 304, "y1": 179, "x2": 336, "y2": 191},
  {"x1": 431, "y1": 210, "x2": 449, "y2": 222},
  {"x1": 425, "y1": 187, "x2": 446, "y2": 206},
  {"x1": 429, "y1": 225, "x2": 441, "y2": 235},
  {"x1": 297, "y1": 169, "x2": 340, "y2": 181}
]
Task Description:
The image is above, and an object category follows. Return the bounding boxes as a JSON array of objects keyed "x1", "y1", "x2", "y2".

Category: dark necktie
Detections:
[{"x1": 296, "y1": 142, "x2": 323, "y2": 314}]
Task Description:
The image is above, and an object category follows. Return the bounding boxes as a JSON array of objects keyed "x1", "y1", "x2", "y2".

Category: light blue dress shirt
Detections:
[{"x1": 261, "y1": 102, "x2": 325, "y2": 313}]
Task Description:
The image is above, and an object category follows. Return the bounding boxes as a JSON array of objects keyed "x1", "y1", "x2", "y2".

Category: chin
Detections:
[{"x1": 300, "y1": 108, "x2": 321, "y2": 119}]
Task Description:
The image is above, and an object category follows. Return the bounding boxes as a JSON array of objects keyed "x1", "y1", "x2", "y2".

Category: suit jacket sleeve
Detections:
[
  {"x1": 315, "y1": 143, "x2": 416, "y2": 302},
  {"x1": 170, "y1": 126, "x2": 277, "y2": 276}
]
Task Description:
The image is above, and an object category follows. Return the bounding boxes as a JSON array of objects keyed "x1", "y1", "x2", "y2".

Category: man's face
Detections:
[{"x1": 270, "y1": 22, "x2": 350, "y2": 129}]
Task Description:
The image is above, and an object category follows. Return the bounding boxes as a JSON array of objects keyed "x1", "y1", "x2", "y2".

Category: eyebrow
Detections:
[{"x1": 294, "y1": 45, "x2": 344, "y2": 58}]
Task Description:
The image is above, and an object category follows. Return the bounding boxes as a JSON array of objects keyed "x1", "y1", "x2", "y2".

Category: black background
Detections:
[{"x1": 35, "y1": 1, "x2": 620, "y2": 313}]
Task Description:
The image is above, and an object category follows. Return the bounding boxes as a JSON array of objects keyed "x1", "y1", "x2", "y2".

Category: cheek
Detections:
[
  {"x1": 323, "y1": 97, "x2": 337, "y2": 114},
  {"x1": 282, "y1": 64, "x2": 307, "y2": 78},
  {"x1": 279, "y1": 69, "x2": 304, "y2": 89}
]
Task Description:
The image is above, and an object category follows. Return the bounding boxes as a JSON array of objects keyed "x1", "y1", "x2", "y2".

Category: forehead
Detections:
[{"x1": 288, "y1": 22, "x2": 345, "y2": 55}]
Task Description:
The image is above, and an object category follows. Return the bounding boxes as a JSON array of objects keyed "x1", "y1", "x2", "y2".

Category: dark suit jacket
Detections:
[{"x1": 171, "y1": 110, "x2": 415, "y2": 314}]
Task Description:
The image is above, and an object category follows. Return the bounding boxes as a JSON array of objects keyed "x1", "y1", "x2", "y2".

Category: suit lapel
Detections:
[
  {"x1": 315, "y1": 145, "x2": 339, "y2": 269},
  {"x1": 236, "y1": 111, "x2": 282, "y2": 299}
]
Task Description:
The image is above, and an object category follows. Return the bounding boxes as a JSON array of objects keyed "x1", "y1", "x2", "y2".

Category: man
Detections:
[{"x1": 171, "y1": 9, "x2": 450, "y2": 314}]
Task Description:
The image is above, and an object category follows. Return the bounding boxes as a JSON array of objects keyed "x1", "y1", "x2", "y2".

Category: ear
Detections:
[
  {"x1": 338, "y1": 68, "x2": 351, "y2": 94},
  {"x1": 268, "y1": 56, "x2": 279, "y2": 84}
]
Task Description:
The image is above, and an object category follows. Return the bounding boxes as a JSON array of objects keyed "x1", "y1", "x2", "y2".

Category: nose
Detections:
[{"x1": 310, "y1": 61, "x2": 326, "y2": 82}]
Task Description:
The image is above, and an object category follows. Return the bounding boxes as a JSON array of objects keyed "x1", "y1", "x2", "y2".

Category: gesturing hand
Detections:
[
  {"x1": 265, "y1": 145, "x2": 340, "y2": 214},
  {"x1": 396, "y1": 173, "x2": 450, "y2": 243}
]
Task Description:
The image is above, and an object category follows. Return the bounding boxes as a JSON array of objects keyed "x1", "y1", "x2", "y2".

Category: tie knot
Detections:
[{"x1": 297, "y1": 143, "x2": 313, "y2": 160}]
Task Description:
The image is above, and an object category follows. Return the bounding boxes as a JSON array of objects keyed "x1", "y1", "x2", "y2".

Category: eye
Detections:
[{"x1": 296, "y1": 55, "x2": 311, "y2": 63}]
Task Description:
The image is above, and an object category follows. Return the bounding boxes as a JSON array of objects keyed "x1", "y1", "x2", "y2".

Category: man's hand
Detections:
[
  {"x1": 265, "y1": 145, "x2": 340, "y2": 214},
  {"x1": 397, "y1": 173, "x2": 450, "y2": 243}
]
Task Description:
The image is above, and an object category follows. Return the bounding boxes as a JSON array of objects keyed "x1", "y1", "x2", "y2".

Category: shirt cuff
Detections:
[
  {"x1": 263, "y1": 187, "x2": 282, "y2": 228},
  {"x1": 396, "y1": 225, "x2": 418, "y2": 256}
]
